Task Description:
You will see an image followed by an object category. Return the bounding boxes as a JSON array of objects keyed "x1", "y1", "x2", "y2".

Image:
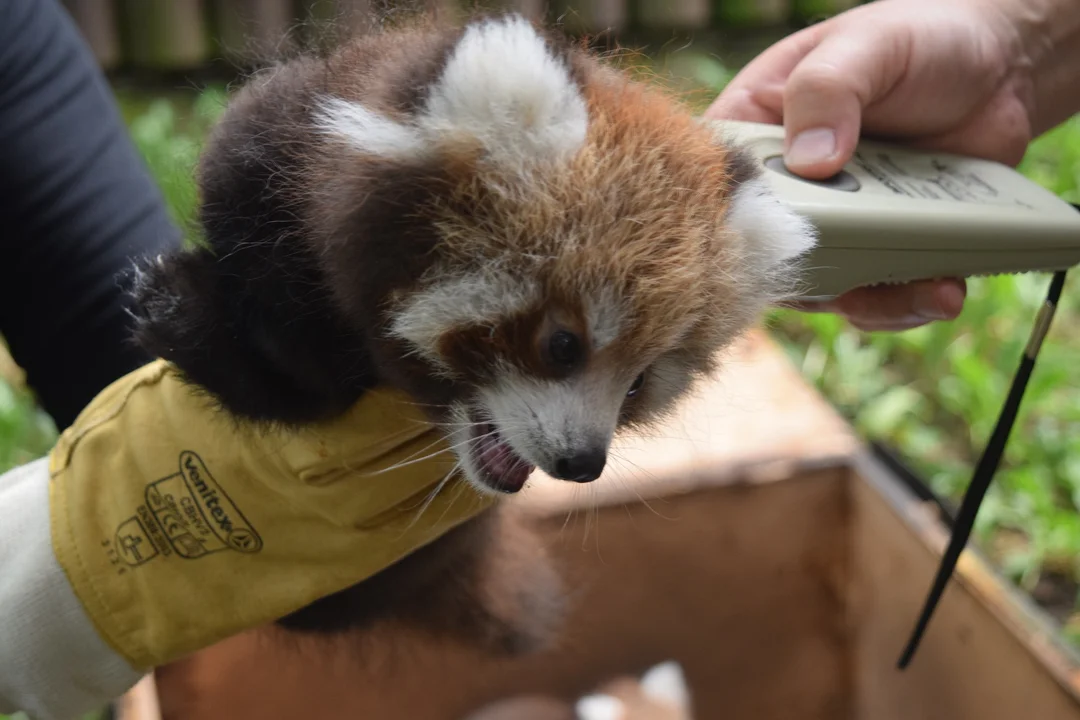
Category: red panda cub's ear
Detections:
[
  {"x1": 314, "y1": 14, "x2": 588, "y2": 171},
  {"x1": 722, "y1": 147, "x2": 819, "y2": 297}
]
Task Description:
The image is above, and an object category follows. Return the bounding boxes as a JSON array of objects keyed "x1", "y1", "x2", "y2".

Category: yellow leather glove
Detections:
[{"x1": 47, "y1": 359, "x2": 492, "y2": 672}]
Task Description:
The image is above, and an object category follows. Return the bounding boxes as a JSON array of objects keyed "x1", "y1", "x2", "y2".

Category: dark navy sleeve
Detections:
[{"x1": 0, "y1": 0, "x2": 183, "y2": 429}]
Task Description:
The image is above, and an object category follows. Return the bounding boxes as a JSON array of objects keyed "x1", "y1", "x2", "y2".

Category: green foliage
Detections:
[
  {"x1": 0, "y1": 357, "x2": 55, "y2": 475},
  {"x1": 115, "y1": 84, "x2": 229, "y2": 238}
]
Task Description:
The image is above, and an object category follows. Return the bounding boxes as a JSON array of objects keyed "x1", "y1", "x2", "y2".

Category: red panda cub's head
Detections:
[
  {"x1": 311, "y1": 15, "x2": 815, "y2": 494},
  {"x1": 135, "y1": 12, "x2": 816, "y2": 499}
]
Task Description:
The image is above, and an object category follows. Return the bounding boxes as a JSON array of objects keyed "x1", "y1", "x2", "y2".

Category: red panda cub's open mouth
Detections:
[{"x1": 470, "y1": 419, "x2": 535, "y2": 494}]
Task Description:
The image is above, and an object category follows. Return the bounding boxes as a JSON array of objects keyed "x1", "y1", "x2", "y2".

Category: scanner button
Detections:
[{"x1": 764, "y1": 155, "x2": 861, "y2": 192}]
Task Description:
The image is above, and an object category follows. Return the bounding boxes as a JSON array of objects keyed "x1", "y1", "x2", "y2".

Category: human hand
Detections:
[
  {"x1": 707, "y1": 0, "x2": 1038, "y2": 331},
  {"x1": 48, "y1": 359, "x2": 488, "y2": 672}
]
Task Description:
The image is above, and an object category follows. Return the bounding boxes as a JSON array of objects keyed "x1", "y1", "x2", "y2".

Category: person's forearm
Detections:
[
  {"x1": 989, "y1": 0, "x2": 1080, "y2": 136},
  {"x1": 0, "y1": 458, "x2": 142, "y2": 719},
  {"x1": 0, "y1": 0, "x2": 182, "y2": 430}
]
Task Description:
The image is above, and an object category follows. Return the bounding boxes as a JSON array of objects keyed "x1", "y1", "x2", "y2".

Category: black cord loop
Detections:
[{"x1": 898, "y1": 268, "x2": 1068, "y2": 669}]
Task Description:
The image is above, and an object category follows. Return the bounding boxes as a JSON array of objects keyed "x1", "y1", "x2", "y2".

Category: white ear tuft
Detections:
[
  {"x1": 726, "y1": 175, "x2": 818, "y2": 267},
  {"x1": 419, "y1": 14, "x2": 588, "y2": 168},
  {"x1": 313, "y1": 16, "x2": 588, "y2": 168},
  {"x1": 640, "y1": 661, "x2": 691, "y2": 710},
  {"x1": 575, "y1": 694, "x2": 626, "y2": 720},
  {"x1": 313, "y1": 97, "x2": 425, "y2": 159}
]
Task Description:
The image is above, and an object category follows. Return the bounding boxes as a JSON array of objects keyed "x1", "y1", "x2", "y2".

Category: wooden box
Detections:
[{"x1": 116, "y1": 330, "x2": 1080, "y2": 720}]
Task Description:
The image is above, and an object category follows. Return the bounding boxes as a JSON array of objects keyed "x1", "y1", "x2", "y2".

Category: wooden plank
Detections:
[
  {"x1": 61, "y1": 0, "x2": 122, "y2": 69},
  {"x1": 116, "y1": 0, "x2": 209, "y2": 69},
  {"x1": 505, "y1": 0, "x2": 548, "y2": 21},
  {"x1": 210, "y1": 0, "x2": 295, "y2": 63},
  {"x1": 127, "y1": 328, "x2": 860, "y2": 718},
  {"x1": 299, "y1": 0, "x2": 372, "y2": 35},
  {"x1": 848, "y1": 451, "x2": 1080, "y2": 719},
  {"x1": 151, "y1": 466, "x2": 852, "y2": 719},
  {"x1": 636, "y1": 0, "x2": 711, "y2": 29},
  {"x1": 105, "y1": 333, "x2": 1080, "y2": 720},
  {"x1": 714, "y1": 0, "x2": 791, "y2": 28},
  {"x1": 553, "y1": 0, "x2": 628, "y2": 33}
]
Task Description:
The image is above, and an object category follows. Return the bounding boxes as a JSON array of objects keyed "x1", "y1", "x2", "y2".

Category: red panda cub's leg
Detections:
[{"x1": 276, "y1": 504, "x2": 566, "y2": 657}]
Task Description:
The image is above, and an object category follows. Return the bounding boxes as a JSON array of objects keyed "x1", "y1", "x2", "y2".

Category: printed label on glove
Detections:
[
  {"x1": 48, "y1": 358, "x2": 493, "y2": 670},
  {"x1": 112, "y1": 451, "x2": 262, "y2": 570}
]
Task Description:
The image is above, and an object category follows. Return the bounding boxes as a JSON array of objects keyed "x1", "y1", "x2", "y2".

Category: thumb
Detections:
[{"x1": 781, "y1": 30, "x2": 909, "y2": 179}]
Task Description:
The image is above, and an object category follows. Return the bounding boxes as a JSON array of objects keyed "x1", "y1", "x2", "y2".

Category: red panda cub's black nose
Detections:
[{"x1": 553, "y1": 449, "x2": 607, "y2": 483}]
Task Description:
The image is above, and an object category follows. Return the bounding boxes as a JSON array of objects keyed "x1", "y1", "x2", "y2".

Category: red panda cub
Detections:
[{"x1": 130, "y1": 12, "x2": 816, "y2": 655}]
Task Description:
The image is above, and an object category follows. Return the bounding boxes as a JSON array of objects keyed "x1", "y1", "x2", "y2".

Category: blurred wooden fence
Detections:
[{"x1": 61, "y1": 0, "x2": 864, "y2": 72}]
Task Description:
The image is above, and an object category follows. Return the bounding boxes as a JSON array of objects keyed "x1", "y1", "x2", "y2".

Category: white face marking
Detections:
[
  {"x1": 585, "y1": 287, "x2": 624, "y2": 350},
  {"x1": 726, "y1": 174, "x2": 818, "y2": 271},
  {"x1": 477, "y1": 370, "x2": 623, "y2": 474},
  {"x1": 312, "y1": 97, "x2": 425, "y2": 158},
  {"x1": 575, "y1": 694, "x2": 626, "y2": 720},
  {"x1": 312, "y1": 14, "x2": 589, "y2": 172},
  {"x1": 640, "y1": 661, "x2": 691, "y2": 710},
  {"x1": 438, "y1": 343, "x2": 702, "y2": 495},
  {"x1": 388, "y1": 272, "x2": 541, "y2": 372}
]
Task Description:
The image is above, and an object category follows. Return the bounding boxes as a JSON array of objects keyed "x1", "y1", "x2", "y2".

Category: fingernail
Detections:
[
  {"x1": 786, "y1": 128, "x2": 837, "y2": 168},
  {"x1": 938, "y1": 282, "x2": 966, "y2": 317}
]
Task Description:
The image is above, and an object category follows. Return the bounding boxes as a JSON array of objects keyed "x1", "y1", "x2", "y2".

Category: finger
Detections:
[
  {"x1": 780, "y1": 26, "x2": 911, "y2": 179},
  {"x1": 784, "y1": 298, "x2": 939, "y2": 332},
  {"x1": 831, "y1": 279, "x2": 967, "y2": 329},
  {"x1": 704, "y1": 25, "x2": 825, "y2": 122}
]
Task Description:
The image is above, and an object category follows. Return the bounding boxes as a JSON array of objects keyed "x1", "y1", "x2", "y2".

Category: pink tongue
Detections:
[
  {"x1": 476, "y1": 427, "x2": 531, "y2": 490},
  {"x1": 479, "y1": 437, "x2": 518, "y2": 477}
]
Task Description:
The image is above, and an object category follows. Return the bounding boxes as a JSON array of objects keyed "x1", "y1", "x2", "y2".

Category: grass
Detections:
[{"x1": 1, "y1": 49, "x2": 1080, "y2": 718}]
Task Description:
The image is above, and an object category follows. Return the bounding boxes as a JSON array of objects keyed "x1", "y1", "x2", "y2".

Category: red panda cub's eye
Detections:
[
  {"x1": 627, "y1": 372, "x2": 645, "y2": 397},
  {"x1": 547, "y1": 330, "x2": 582, "y2": 369}
]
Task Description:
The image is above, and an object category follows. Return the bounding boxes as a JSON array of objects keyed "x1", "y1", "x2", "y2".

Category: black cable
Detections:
[{"x1": 897, "y1": 268, "x2": 1069, "y2": 669}]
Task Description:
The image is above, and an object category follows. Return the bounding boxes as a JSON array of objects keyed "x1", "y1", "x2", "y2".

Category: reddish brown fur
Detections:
[
  {"x1": 372, "y1": 44, "x2": 761, "y2": 425},
  {"x1": 285, "y1": 19, "x2": 769, "y2": 424}
]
